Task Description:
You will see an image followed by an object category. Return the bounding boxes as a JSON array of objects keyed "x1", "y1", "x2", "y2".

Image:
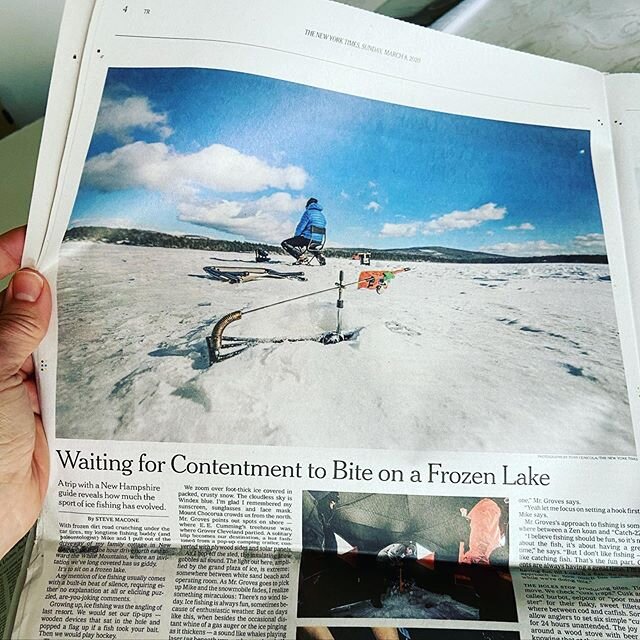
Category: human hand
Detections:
[{"x1": 0, "y1": 226, "x2": 52, "y2": 558}]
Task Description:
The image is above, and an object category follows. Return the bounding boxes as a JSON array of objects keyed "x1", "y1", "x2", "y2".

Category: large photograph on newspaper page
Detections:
[
  {"x1": 298, "y1": 491, "x2": 515, "y2": 622},
  {"x1": 55, "y1": 67, "x2": 635, "y2": 455}
]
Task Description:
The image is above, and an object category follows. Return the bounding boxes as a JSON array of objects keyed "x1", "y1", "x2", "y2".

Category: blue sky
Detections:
[{"x1": 70, "y1": 67, "x2": 606, "y2": 256}]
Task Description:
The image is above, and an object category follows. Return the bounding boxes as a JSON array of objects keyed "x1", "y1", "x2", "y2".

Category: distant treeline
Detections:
[
  {"x1": 64, "y1": 226, "x2": 608, "y2": 264},
  {"x1": 64, "y1": 226, "x2": 276, "y2": 254}
]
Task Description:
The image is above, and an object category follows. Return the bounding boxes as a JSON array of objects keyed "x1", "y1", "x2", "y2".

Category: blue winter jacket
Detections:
[{"x1": 295, "y1": 202, "x2": 326, "y2": 243}]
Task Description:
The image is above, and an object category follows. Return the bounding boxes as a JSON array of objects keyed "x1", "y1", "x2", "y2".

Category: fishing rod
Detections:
[{"x1": 206, "y1": 267, "x2": 410, "y2": 366}]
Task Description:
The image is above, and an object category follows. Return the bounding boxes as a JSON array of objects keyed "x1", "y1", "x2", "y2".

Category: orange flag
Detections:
[{"x1": 357, "y1": 267, "x2": 409, "y2": 292}]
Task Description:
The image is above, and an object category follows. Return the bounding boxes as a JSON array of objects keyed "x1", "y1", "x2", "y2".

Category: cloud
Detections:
[
  {"x1": 177, "y1": 192, "x2": 307, "y2": 243},
  {"x1": 480, "y1": 240, "x2": 563, "y2": 256},
  {"x1": 82, "y1": 141, "x2": 308, "y2": 196},
  {"x1": 572, "y1": 233, "x2": 605, "y2": 252},
  {"x1": 368, "y1": 181, "x2": 377, "y2": 189},
  {"x1": 379, "y1": 221, "x2": 422, "y2": 238},
  {"x1": 481, "y1": 232, "x2": 606, "y2": 256},
  {"x1": 505, "y1": 222, "x2": 535, "y2": 231},
  {"x1": 379, "y1": 203, "x2": 506, "y2": 238},
  {"x1": 94, "y1": 95, "x2": 173, "y2": 143},
  {"x1": 365, "y1": 201, "x2": 381, "y2": 212},
  {"x1": 424, "y1": 203, "x2": 506, "y2": 233},
  {"x1": 340, "y1": 190, "x2": 350, "y2": 199}
]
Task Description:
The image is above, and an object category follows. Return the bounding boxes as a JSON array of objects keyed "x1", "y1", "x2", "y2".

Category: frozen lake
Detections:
[{"x1": 56, "y1": 241, "x2": 635, "y2": 455}]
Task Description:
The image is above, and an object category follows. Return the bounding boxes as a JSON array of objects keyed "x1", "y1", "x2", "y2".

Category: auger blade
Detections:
[
  {"x1": 207, "y1": 310, "x2": 243, "y2": 365},
  {"x1": 207, "y1": 338, "x2": 250, "y2": 363}
]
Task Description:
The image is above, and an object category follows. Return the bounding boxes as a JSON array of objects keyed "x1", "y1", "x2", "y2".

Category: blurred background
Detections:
[{"x1": 1, "y1": 0, "x2": 639, "y2": 233}]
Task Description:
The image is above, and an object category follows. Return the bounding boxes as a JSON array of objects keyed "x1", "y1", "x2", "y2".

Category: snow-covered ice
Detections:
[
  {"x1": 331, "y1": 588, "x2": 479, "y2": 620},
  {"x1": 56, "y1": 241, "x2": 635, "y2": 455}
]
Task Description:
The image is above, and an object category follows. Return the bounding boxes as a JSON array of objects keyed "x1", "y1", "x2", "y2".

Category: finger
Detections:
[
  {"x1": 0, "y1": 269, "x2": 52, "y2": 380},
  {"x1": 32, "y1": 415, "x2": 51, "y2": 502},
  {"x1": 22, "y1": 379, "x2": 41, "y2": 415},
  {"x1": 0, "y1": 226, "x2": 26, "y2": 281},
  {"x1": 20, "y1": 355, "x2": 35, "y2": 376}
]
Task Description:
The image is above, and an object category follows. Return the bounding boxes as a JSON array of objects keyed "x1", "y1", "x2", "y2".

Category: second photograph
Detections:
[{"x1": 298, "y1": 491, "x2": 516, "y2": 622}]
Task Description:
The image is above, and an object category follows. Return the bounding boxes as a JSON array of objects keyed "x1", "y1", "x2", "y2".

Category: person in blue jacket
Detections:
[{"x1": 281, "y1": 198, "x2": 327, "y2": 265}]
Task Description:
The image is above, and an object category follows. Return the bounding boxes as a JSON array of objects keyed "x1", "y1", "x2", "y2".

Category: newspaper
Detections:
[{"x1": 6, "y1": 1, "x2": 640, "y2": 638}]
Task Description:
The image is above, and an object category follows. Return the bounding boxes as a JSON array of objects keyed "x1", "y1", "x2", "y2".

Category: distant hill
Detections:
[
  {"x1": 332, "y1": 245, "x2": 507, "y2": 263},
  {"x1": 64, "y1": 226, "x2": 276, "y2": 254},
  {"x1": 63, "y1": 226, "x2": 608, "y2": 264}
]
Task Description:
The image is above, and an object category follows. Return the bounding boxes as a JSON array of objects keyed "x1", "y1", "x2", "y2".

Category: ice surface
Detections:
[
  {"x1": 56, "y1": 241, "x2": 635, "y2": 455},
  {"x1": 331, "y1": 587, "x2": 478, "y2": 620}
]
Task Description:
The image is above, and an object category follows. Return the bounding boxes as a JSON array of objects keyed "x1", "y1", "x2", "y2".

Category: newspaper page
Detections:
[
  {"x1": 605, "y1": 74, "x2": 640, "y2": 348},
  {"x1": 20, "y1": 0, "x2": 98, "y2": 267},
  {"x1": 9, "y1": 1, "x2": 640, "y2": 639}
]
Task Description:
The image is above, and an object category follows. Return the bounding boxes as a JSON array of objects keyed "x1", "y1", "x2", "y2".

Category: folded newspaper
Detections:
[{"x1": 4, "y1": 0, "x2": 640, "y2": 638}]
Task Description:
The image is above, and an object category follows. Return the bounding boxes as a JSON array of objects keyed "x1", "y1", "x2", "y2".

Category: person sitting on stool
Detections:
[{"x1": 281, "y1": 197, "x2": 326, "y2": 265}]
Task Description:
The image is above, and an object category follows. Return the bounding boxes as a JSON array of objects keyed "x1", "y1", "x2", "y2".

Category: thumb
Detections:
[{"x1": 0, "y1": 269, "x2": 52, "y2": 379}]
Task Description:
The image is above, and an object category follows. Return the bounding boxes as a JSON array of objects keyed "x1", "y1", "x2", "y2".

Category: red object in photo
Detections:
[
  {"x1": 357, "y1": 270, "x2": 386, "y2": 289},
  {"x1": 340, "y1": 546, "x2": 359, "y2": 568},
  {"x1": 357, "y1": 267, "x2": 409, "y2": 291},
  {"x1": 336, "y1": 533, "x2": 359, "y2": 568},
  {"x1": 459, "y1": 498, "x2": 504, "y2": 564},
  {"x1": 415, "y1": 542, "x2": 436, "y2": 570}
]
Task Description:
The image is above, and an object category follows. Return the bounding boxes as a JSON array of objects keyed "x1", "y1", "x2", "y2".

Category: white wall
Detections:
[{"x1": 0, "y1": 0, "x2": 66, "y2": 127}]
